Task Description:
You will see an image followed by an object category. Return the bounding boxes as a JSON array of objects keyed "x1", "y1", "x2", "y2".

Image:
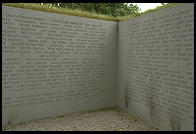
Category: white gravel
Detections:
[{"x1": 3, "y1": 109, "x2": 158, "y2": 131}]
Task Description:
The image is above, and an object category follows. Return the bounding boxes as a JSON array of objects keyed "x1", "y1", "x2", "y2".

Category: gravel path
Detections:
[{"x1": 3, "y1": 109, "x2": 158, "y2": 131}]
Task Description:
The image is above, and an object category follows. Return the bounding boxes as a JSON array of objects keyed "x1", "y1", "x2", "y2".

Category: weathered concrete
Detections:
[
  {"x1": 2, "y1": 4, "x2": 194, "y2": 131},
  {"x1": 2, "y1": 6, "x2": 118, "y2": 126},
  {"x1": 118, "y1": 3, "x2": 194, "y2": 131}
]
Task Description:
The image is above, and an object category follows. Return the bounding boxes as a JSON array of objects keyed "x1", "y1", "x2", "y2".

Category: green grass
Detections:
[
  {"x1": 85, "y1": 107, "x2": 121, "y2": 113},
  {"x1": 3, "y1": 3, "x2": 181, "y2": 22},
  {"x1": 2, "y1": 127, "x2": 6, "y2": 131},
  {"x1": 122, "y1": 110, "x2": 160, "y2": 131},
  {"x1": 2, "y1": 121, "x2": 28, "y2": 131},
  {"x1": 51, "y1": 107, "x2": 120, "y2": 119},
  {"x1": 139, "y1": 3, "x2": 180, "y2": 15},
  {"x1": 55, "y1": 107, "x2": 120, "y2": 119},
  {"x1": 116, "y1": 3, "x2": 181, "y2": 21},
  {"x1": 2, "y1": 3, "x2": 119, "y2": 21}
]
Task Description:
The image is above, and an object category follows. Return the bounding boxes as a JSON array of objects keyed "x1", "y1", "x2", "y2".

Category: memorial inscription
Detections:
[
  {"x1": 119, "y1": 4, "x2": 194, "y2": 131},
  {"x1": 2, "y1": 4, "x2": 194, "y2": 131},
  {"x1": 2, "y1": 6, "x2": 117, "y2": 126}
]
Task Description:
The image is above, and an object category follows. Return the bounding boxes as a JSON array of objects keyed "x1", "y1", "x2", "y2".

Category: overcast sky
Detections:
[{"x1": 130, "y1": 3, "x2": 162, "y2": 12}]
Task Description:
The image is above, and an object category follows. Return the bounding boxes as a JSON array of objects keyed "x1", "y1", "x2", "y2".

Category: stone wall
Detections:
[
  {"x1": 118, "y1": 3, "x2": 194, "y2": 130},
  {"x1": 2, "y1": 4, "x2": 194, "y2": 131},
  {"x1": 2, "y1": 6, "x2": 118, "y2": 126}
]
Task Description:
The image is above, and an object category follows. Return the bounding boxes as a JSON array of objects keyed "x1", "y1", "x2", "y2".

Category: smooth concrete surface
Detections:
[
  {"x1": 2, "y1": 4, "x2": 194, "y2": 131},
  {"x1": 2, "y1": 6, "x2": 118, "y2": 126},
  {"x1": 118, "y1": 3, "x2": 194, "y2": 131}
]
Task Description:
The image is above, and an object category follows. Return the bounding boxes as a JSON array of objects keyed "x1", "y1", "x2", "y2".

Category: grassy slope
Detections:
[
  {"x1": 2, "y1": 3, "x2": 119, "y2": 21},
  {"x1": 2, "y1": 3, "x2": 180, "y2": 22},
  {"x1": 119, "y1": 3, "x2": 180, "y2": 21}
]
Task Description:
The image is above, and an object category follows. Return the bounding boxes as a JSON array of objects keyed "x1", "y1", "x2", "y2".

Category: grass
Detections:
[
  {"x1": 2, "y1": 127, "x2": 6, "y2": 131},
  {"x1": 2, "y1": 3, "x2": 181, "y2": 22},
  {"x1": 2, "y1": 3, "x2": 119, "y2": 21},
  {"x1": 85, "y1": 107, "x2": 121, "y2": 113},
  {"x1": 139, "y1": 3, "x2": 180, "y2": 15},
  {"x1": 118, "y1": 3, "x2": 181, "y2": 21},
  {"x1": 122, "y1": 110, "x2": 160, "y2": 131},
  {"x1": 54, "y1": 107, "x2": 120, "y2": 119},
  {"x1": 56, "y1": 115, "x2": 65, "y2": 118},
  {"x1": 2, "y1": 121, "x2": 28, "y2": 131}
]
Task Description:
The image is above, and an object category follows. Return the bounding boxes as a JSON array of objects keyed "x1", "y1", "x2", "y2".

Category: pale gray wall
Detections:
[
  {"x1": 2, "y1": 6, "x2": 118, "y2": 126},
  {"x1": 2, "y1": 4, "x2": 194, "y2": 131},
  {"x1": 118, "y1": 3, "x2": 194, "y2": 131}
]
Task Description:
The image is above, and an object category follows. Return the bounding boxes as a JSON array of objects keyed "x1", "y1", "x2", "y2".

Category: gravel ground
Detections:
[{"x1": 3, "y1": 109, "x2": 159, "y2": 131}]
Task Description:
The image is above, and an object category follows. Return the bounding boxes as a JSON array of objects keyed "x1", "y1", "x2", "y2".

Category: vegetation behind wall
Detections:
[{"x1": 2, "y1": 3, "x2": 180, "y2": 22}]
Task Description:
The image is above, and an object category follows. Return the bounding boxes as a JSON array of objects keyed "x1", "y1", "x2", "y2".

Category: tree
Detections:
[
  {"x1": 161, "y1": 3, "x2": 167, "y2": 6},
  {"x1": 41, "y1": 3, "x2": 140, "y2": 17}
]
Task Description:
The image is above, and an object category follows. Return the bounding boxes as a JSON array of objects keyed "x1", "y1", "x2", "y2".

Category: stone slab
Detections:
[
  {"x1": 118, "y1": 3, "x2": 194, "y2": 131},
  {"x1": 2, "y1": 6, "x2": 118, "y2": 126},
  {"x1": 2, "y1": 4, "x2": 194, "y2": 131}
]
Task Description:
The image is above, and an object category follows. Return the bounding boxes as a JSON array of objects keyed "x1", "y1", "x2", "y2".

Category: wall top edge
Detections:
[{"x1": 2, "y1": 5, "x2": 118, "y2": 23}]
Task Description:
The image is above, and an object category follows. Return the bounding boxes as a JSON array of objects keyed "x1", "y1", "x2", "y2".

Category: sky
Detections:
[
  {"x1": 41, "y1": 3, "x2": 163, "y2": 13},
  {"x1": 130, "y1": 3, "x2": 163, "y2": 13}
]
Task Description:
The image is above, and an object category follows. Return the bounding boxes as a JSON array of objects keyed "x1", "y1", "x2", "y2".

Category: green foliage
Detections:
[
  {"x1": 3, "y1": 3, "x2": 180, "y2": 21},
  {"x1": 2, "y1": 3, "x2": 119, "y2": 21},
  {"x1": 41, "y1": 3, "x2": 140, "y2": 17},
  {"x1": 139, "y1": 3, "x2": 180, "y2": 15},
  {"x1": 57, "y1": 115, "x2": 64, "y2": 118}
]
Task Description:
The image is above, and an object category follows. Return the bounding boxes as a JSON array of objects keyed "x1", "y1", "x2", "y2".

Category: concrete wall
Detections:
[
  {"x1": 118, "y1": 3, "x2": 194, "y2": 131},
  {"x1": 2, "y1": 6, "x2": 118, "y2": 126},
  {"x1": 2, "y1": 4, "x2": 194, "y2": 131}
]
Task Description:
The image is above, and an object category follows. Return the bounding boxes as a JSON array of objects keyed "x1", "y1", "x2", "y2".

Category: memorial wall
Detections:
[
  {"x1": 2, "y1": 4, "x2": 194, "y2": 131},
  {"x1": 2, "y1": 6, "x2": 118, "y2": 126},
  {"x1": 118, "y1": 3, "x2": 194, "y2": 130}
]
